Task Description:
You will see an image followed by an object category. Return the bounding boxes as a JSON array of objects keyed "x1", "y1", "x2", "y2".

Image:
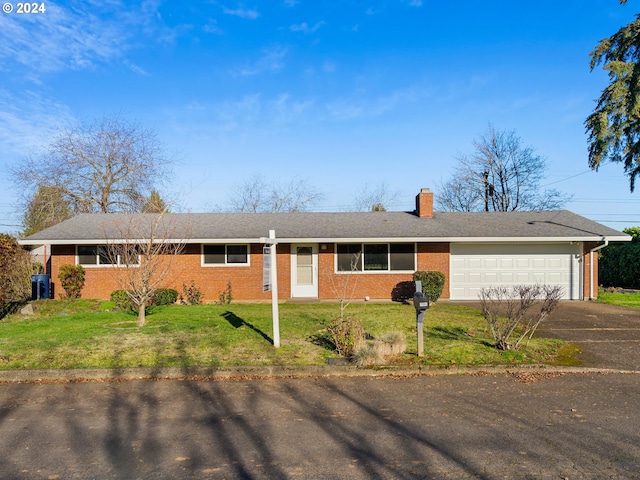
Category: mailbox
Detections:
[{"x1": 413, "y1": 291, "x2": 430, "y2": 312}]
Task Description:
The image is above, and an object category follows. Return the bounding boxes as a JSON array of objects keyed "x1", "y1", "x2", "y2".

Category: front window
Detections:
[
  {"x1": 203, "y1": 244, "x2": 249, "y2": 265},
  {"x1": 77, "y1": 245, "x2": 139, "y2": 266},
  {"x1": 337, "y1": 244, "x2": 363, "y2": 271},
  {"x1": 336, "y1": 243, "x2": 415, "y2": 272}
]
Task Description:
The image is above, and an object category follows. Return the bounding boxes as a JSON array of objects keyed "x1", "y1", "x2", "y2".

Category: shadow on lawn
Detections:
[
  {"x1": 428, "y1": 325, "x2": 471, "y2": 340},
  {"x1": 221, "y1": 311, "x2": 273, "y2": 345}
]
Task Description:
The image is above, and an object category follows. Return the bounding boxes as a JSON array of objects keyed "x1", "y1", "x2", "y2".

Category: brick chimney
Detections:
[{"x1": 415, "y1": 188, "x2": 434, "y2": 218}]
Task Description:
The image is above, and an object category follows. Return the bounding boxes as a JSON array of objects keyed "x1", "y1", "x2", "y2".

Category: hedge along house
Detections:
[{"x1": 19, "y1": 189, "x2": 630, "y2": 302}]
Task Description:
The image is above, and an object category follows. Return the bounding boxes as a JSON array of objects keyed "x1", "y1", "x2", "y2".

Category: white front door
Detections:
[{"x1": 291, "y1": 244, "x2": 318, "y2": 298}]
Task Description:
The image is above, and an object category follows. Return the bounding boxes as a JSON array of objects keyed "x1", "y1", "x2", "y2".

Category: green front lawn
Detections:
[
  {"x1": 0, "y1": 299, "x2": 565, "y2": 370},
  {"x1": 597, "y1": 290, "x2": 640, "y2": 309}
]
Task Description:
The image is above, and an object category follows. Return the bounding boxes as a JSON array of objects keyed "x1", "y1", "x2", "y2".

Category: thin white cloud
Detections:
[
  {"x1": 222, "y1": 6, "x2": 259, "y2": 19},
  {"x1": 0, "y1": 0, "x2": 177, "y2": 77},
  {"x1": 203, "y1": 19, "x2": 224, "y2": 35},
  {"x1": 408, "y1": 0, "x2": 423, "y2": 6},
  {"x1": 325, "y1": 87, "x2": 425, "y2": 121},
  {"x1": 290, "y1": 21, "x2": 325, "y2": 34},
  {"x1": 284, "y1": 0, "x2": 298, "y2": 6},
  {"x1": 236, "y1": 45, "x2": 288, "y2": 76},
  {"x1": 322, "y1": 60, "x2": 337, "y2": 73},
  {"x1": 123, "y1": 60, "x2": 149, "y2": 76},
  {"x1": 0, "y1": 89, "x2": 74, "y2": 155},
  {"x1": 166, "y1": 92, "x2": 314, "y2": 139}
]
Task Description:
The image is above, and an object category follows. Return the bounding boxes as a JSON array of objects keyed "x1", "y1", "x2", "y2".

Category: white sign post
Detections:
[{"x1": 261, "y1": 230, "x2": 280, "y2": 348}]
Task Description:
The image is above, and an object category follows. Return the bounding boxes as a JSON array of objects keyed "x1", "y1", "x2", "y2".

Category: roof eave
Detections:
[{"x1": 18, "y1": 234, "x2": 632, "y2": 246}]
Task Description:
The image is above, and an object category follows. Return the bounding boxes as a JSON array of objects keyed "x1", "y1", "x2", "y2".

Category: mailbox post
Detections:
[{"x1": 413, "y1": 283, "x2": 429, "y2": 357}]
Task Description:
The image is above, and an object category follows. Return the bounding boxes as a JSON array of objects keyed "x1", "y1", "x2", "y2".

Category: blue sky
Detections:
[{"x1": 1, "y1": 0, "x2": 639, "y2": 232}]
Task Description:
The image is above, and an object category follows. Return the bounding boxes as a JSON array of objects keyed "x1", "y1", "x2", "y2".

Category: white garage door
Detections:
[{"x1": 450, "y1": 243, "x2": 581, "y2": 300}]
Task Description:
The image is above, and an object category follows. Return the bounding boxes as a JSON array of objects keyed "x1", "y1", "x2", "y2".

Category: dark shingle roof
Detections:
[{"x1": 19, "y1": 210, "x2": 629, "y2": 245}]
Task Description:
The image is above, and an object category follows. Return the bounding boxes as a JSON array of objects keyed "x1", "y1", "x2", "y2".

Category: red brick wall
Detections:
[
  {"x1": 583, "y1": 241, "x2": 599, "y2": 299},
  {"x1": 50, "y1": 242, "x2": 451, "y2": 302},
  {"x1": 50, "y1": 243, "x2": 292, "y2": 302},
  {"x1": 51, "y1": 241, "x2": 600, "y2": 301}
]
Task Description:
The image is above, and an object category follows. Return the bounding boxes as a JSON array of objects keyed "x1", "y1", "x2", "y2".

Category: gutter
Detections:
[{"x1": 590, "y1": 239, "x2": 609, "y2": 300}]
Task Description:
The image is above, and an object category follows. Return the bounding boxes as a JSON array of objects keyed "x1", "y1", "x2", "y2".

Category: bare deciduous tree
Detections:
[
  {"x1": 437, "y1": 126, "x2": 571, "y2": 212},
  {"x1": 328, "y1": 251, "x2": 362, "y2": 320},
  {"x1": 105, "y1": 213, "x2": 187, "y2": 327},
  {"x1": 479, "y1": 284, "x2": 563, "y2": 351},
  {"x1": 353, "y1": 181, "x2": 400, "y2": 212},
  {"x1": 12, "y1": 114, "x2": 172, "y2": 215},
  {"x1": 227, "y1": 175, "x2": 323, "y2": 213}
]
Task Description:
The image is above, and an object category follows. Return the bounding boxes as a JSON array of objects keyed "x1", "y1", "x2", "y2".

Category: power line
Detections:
[{"x1": 541, "y1": 170, "x2": 592, "y2": 187}]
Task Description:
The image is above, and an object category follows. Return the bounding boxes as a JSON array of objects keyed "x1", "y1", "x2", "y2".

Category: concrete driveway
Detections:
[
  {"x1": 454, "y1": 300, "x2": 640, "y2": 372},
  {"x1": 540, "y1": 301, "x2": 640, "y2": 371}
]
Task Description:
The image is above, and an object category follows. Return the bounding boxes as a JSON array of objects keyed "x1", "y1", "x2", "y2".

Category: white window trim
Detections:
[
  {"x1": 76, "y1": 245, "x2": 140, "y2": 268},
  {"x1": 201, "y1": 244, "x2": 251, "y2": 267},
  {"x1": 334, "y1": 242, "x2": 417, "y2": 274}
]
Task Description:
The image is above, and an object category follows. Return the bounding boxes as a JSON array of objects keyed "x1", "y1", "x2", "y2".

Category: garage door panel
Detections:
[
  {"x1": 450, "y1": 243, "x2": 580, "y2": 300},
  {"x1": 500, "y1": 272, "x2": 514, "y2": 282},
  {"x1": 501, "y1": 258, "x2": 513, "y2": 268},
  {"x1": 548, "y1": 272, "x2": 563, "y2": 282},
  {"x1": 548, "y1": 258, "x2": 562, "y2": 268},
  {"x1": 485, "y1": 272, "x2": 498, "y2": 282}
]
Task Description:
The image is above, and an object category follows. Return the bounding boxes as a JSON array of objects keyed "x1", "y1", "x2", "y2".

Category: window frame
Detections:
[
  {"x1": 76, "y1": 244, "x2": 140, "y2": 267},
  {"x1": 201, "y1": 244, "x2": 250, "y2": 267},
  {"x1": 335, "y1": 242, "x2": 416, "y2": 273}
]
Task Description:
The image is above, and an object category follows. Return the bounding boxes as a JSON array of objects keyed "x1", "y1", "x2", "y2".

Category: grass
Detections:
[
  {"x1": 0, "y1": 299, "x2": 567, "y2": 370},
  {"x1": 597, "y1": 290, "x2": 640, "y2": 309}
]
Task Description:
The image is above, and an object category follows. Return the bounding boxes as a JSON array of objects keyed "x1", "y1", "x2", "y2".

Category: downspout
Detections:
[{"x1": 590, "y1": 239, "x2": 609, "y2": 300}]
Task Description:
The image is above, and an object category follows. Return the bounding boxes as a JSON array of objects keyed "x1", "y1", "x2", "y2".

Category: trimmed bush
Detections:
[
  {"x1": 110, "y1": 290, "x2": 133, "y2": 311},
  {"x1": 413, "y1": 271, "x2": 445, "y2": 303},
  {"x1": 111, "y1": 288, "x2": 177, "y2": 310},
  {"x1": 154, "y1": 288, "x2": 178, "y2": 306},
  {"x1": 58, "y1": 264, "x2": 85, "y2": 299}
]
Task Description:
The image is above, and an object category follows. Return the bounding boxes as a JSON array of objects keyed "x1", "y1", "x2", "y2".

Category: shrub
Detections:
[
  {"x1": 413, "y1": 271, "x2": 445, "y2": 303},
  {"x1": 480, "y1": 284, "x2": 562, "y2": 351},
  {"x1": 58, "y1": 264, "x2": 85, "y2": 299},
  {"x1": 599, "y1": 227, "x2": 640, "y2": 288},
  {"x1": 181, "y1": 280, "x2": 203, "y2": 305},
  {"x1": 0, "y1": 234, "x2": 32, "y2": 317},
  {"x1": 217, "y1": 281, "x2": 233, "y2": 305},
  {"x1": 154, "y1": 288, "x2": 178, "y2": 306},
  {"x1": 326, "y1": 315, "x2": 366, "y2": 358},
  {"x1": 110, "y1": 290, "x2": 133, "y2": 311}
]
